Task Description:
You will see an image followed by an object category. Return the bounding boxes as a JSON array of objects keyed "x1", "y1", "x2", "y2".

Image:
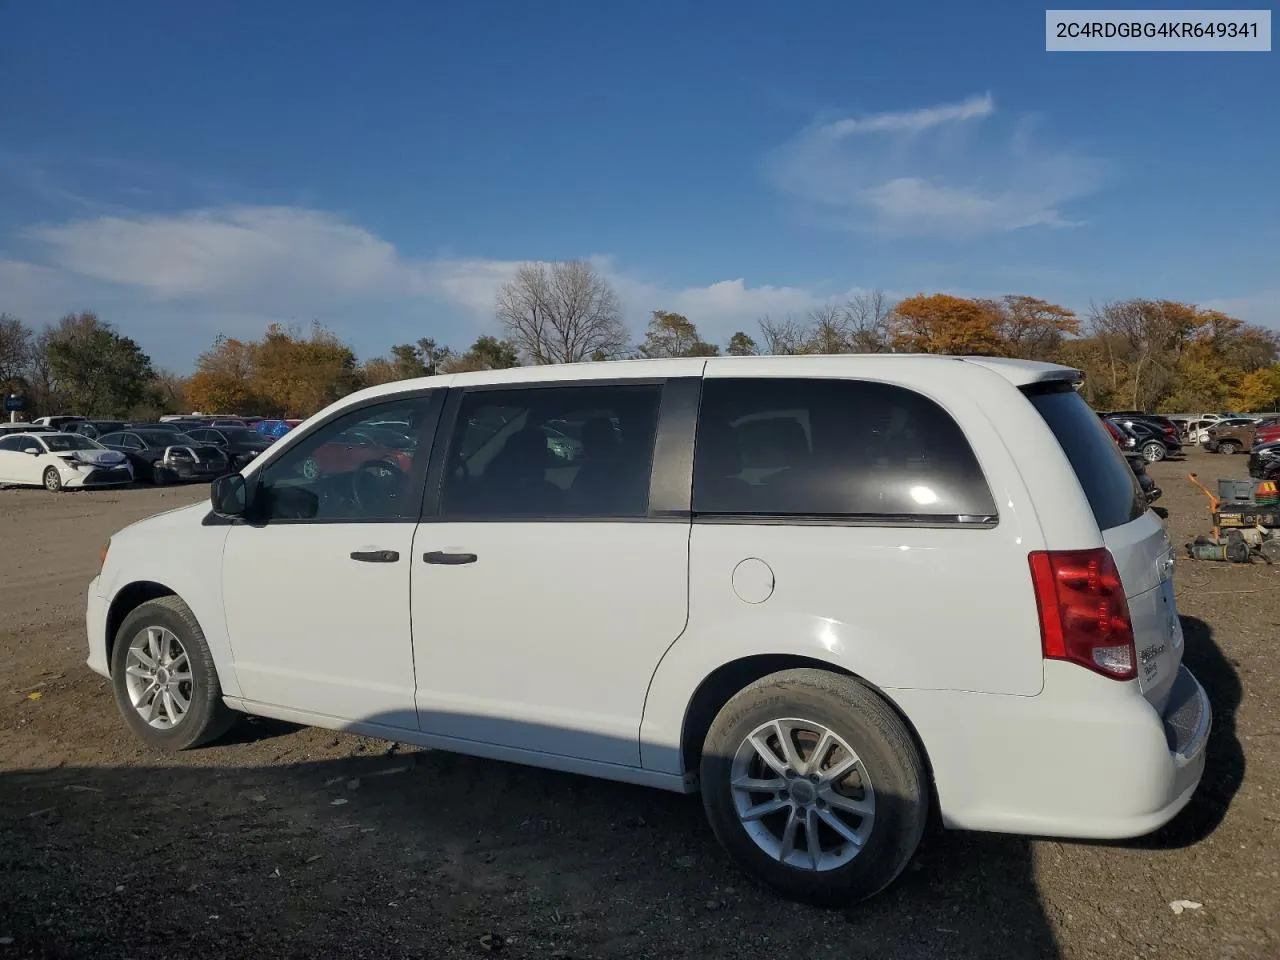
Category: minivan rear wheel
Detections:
[{"x1": 700, "y1": 669, "x2": 928, "y2": 905}]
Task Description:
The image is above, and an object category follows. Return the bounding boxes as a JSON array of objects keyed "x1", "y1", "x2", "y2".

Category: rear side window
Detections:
[
  {"x1": 692, "y1": 378, "x2": 997, "y2": 524},
  {"x1": 1024, "y1": 384, "x2": 1144, "y2": 531}
]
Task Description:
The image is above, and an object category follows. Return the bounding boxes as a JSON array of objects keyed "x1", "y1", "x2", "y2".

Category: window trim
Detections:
[
  {"x1": 691, "y1": 513, "x2": 999, "y2": 529},
  {"x1": 419, "y1": 378, "x2": 692, "y2": 524},
  {"x1": 689, "y1": 376, "x2": 1000, "y2": 529},
  {"x1": 202, "y1": 389, "x2": 445, "y2": 527}
]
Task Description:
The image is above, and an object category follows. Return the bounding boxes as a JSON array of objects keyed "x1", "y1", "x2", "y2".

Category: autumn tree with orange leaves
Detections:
[{"x1": 889, "y1": 294, "x2": 1007, "y2": 355}]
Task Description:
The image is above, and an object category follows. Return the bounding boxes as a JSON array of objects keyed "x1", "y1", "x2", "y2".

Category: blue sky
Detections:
[{"x1": 1, "y1": 1, "x2": 1276, "y2": 370}]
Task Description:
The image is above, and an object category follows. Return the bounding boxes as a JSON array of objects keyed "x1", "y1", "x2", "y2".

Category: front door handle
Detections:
[
  {"x1": 350, "y1": 549, "x2": 400, "y2": 563},
  {"x1": 423, "y1": 551, "x2": 478, "y2": 565}
]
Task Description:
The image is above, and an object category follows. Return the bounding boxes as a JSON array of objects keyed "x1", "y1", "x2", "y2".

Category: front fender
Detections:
[{"x1": 98, "y1": 506, "x2": 240, "y2": 697}]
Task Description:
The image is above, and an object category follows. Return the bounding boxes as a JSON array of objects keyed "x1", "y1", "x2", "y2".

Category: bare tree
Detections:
[
  {"x1": 757, "y1": 314, "x2": 808, "y2": 355},
  {"x1": 496, "y1": 261, "x2": 630, "y2": 364},
  {"x1": 844, "y1": 290, "x2": 893, "y2": 353},
  {"x1": 804, "y1": 303, "x2": 850, "y2": 354}
]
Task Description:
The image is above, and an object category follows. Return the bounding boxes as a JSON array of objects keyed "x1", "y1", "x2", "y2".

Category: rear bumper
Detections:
[
  {"x1": 892, "y1": 661, "x2": 1211, "y2": 840},
  {"x1": 85, "y1": 576, "x2": 110, "y2": 679}
]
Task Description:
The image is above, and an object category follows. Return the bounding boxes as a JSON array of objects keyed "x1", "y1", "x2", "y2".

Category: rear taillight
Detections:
[{"x1": 1028, "y1": 549, "x2": 1136, "y2": 681}]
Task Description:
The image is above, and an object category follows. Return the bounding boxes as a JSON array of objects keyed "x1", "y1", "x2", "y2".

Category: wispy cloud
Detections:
[
  {"x1": 819, "y1": 93, "x2": 995, "y2": 137},
  {"x1": 767, "y1": 94, "x2": 1104, "y2": 237},
  {"x1": 14, "y1": 205, "x2": 839, "y2": 355}
]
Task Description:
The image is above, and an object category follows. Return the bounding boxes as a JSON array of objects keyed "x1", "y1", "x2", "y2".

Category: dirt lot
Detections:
[{"x1": 1, "y1": 450, "x2": 1277, "y2": 960}]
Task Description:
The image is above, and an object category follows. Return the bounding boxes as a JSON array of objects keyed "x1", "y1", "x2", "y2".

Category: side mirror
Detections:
[
  {"x1": 210, "y1": 473, "x2": 248, "y2": 518},
  {"x1": 24, "y1": 447, "x2": 40, "y2": 456}
]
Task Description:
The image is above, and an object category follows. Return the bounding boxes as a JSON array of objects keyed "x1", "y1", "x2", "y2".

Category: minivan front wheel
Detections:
[
  {"x1": 110, "y1": 596, "x2": 236, "y2": 750},
  {"x1": 1142, "y1": 441, "x2": 1166, "y2": 462},
  {"x1": 700, "y1": 669, "x2": 928, "y2": 905}
]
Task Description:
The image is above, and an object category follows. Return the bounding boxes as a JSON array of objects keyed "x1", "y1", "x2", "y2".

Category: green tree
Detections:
[
  {"x1": 467, "y1": 335, "x2": 520, "y2": 369},
  {"x1": 0, "y1": 313, "x2": 32, "y2": 392},
  {"x1": 388, "y1": 343, "x2": 427, "y2": 379},
  {"x1": 726, "y1": 331, "x2": 758, "y2": 356},
  {"x1": 41, "y1": 312, "x2": 156, "y2": 417},
  {"x1": 639, "y1": 311, "x2": 719, "y2": 358}
]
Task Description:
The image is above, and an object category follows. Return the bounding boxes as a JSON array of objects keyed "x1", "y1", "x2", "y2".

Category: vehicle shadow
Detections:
[
  {"x1": 213, "y1": 714, "x2": 302, "y2": 746},
  {"x1": 0, "y1": 723, "x2": 1062, "y2": 959},
  {"x1": 1129, "y1": 614, "x2": 1244, "y2": 849}
]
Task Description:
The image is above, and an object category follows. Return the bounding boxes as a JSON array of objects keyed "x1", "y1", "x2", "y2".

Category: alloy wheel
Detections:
[
  {"x1": 730, "y1": 718, "x2": 875, "y2": 871},
  {"x1": 123, "y1": 626, "x2": 194, "y2": 729}
]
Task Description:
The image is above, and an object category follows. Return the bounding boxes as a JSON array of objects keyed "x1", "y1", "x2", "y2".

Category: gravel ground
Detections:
[{"x1": 0, "y1": 451, "x2": 1277, "y2": 959}]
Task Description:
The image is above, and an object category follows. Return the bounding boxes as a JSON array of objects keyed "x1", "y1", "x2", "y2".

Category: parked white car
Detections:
[
  {"x1": 86, "y1": 356, "x2": 1210, "y2": 903},
  {"x1": 0, "y1": 431, "x2": 133, "y2": 490}
]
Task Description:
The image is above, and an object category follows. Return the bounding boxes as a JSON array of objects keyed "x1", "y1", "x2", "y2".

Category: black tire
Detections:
[
  {"x1": 152, "y1": 464, "x2": 174, "y2": 486},
  {"x1": 700, "y1": 669, "x2": 928, "y2": 905},
  {"x1": 109, "y1": 596, "x2": 237, "y2": 750},
  {"x1": 1142, "y1": 441, "x2": 1166, "y2": 463},
  {"x1": 42, "y1": 466, "x2": 63, "y2": 492},
  {"x1": 1219, "y1": 439, "x2": 1241, "y2": 455}
]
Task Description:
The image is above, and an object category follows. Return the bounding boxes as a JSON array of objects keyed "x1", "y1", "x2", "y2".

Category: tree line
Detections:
[{"x1": 4, "y1": 259, "x2": 1279, "y2": 419}]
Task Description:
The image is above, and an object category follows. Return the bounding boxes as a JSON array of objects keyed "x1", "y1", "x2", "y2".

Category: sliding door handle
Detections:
[
  {"x1": 423, "y1": 551, "x2": 478, "y2": 565},
  {"x1": 350, "y1": 549, "x2": 400, "y2": 563}
]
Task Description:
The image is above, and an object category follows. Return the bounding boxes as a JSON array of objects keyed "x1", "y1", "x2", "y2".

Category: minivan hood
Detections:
[{"x1": 112, "y1": 500, "x2": 208, "y2": 542}]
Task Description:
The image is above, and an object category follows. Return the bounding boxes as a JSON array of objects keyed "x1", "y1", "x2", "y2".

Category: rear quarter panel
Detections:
[{"x1": 641, "y1": 358, "x2": 1094, "y2": 774}]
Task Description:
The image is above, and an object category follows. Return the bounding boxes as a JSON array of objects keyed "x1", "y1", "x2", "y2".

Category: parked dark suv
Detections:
[{"x1": 1104, "y1": 415, "x2": 1181, "y2": 462}]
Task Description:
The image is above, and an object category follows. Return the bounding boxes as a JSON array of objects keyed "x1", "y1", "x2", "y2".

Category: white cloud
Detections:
[
  {"x1": 16, "y1": 205, "x2": 842, "y2": 356},
  {"x1": 767, "y1": 94, "x2": 1103, "y2": 236},
  {"x1": 820, "y1": 93, "x2": 995, "y2": 137},
  {"x1": 29, "y1": 206, "x2": 407, "y2": 303}
]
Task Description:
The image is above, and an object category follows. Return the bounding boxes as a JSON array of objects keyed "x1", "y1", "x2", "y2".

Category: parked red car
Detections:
[
  {"x1": 1254, "y1": 423, "x2": 1280, "y2": 446},
  {"x1": 298, "y1": 426, "x2": 413, "y2": 480}
]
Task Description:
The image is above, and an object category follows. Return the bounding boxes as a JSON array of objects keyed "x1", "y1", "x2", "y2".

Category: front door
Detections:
[
  {"x1": 411, "y1": 381, "x2": 691, "y2": 767},
  {"x1": 0, "y1": 435, "x2": 42, "y2": 485},
  {"x1": 221, "y1": 392, "x2": 440, "y2": 728}
]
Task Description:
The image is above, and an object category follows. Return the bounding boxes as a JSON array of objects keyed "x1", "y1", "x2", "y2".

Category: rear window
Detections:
[
  {"x1": 1025, "y1": 384, "x2": 1144, "y2": 531},
  {"x1": 693, "y1": 378, "x2": 997, "y2": 524}
]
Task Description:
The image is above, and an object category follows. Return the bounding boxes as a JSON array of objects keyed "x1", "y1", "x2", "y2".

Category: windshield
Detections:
[{"x1": 41, "y1": 434, "x2": 105, "y2": 452}]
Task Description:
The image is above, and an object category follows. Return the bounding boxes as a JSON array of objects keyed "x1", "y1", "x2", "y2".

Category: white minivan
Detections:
[{"x1": 86, "y1": 355, "x2": 1210, "y2": 903}]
